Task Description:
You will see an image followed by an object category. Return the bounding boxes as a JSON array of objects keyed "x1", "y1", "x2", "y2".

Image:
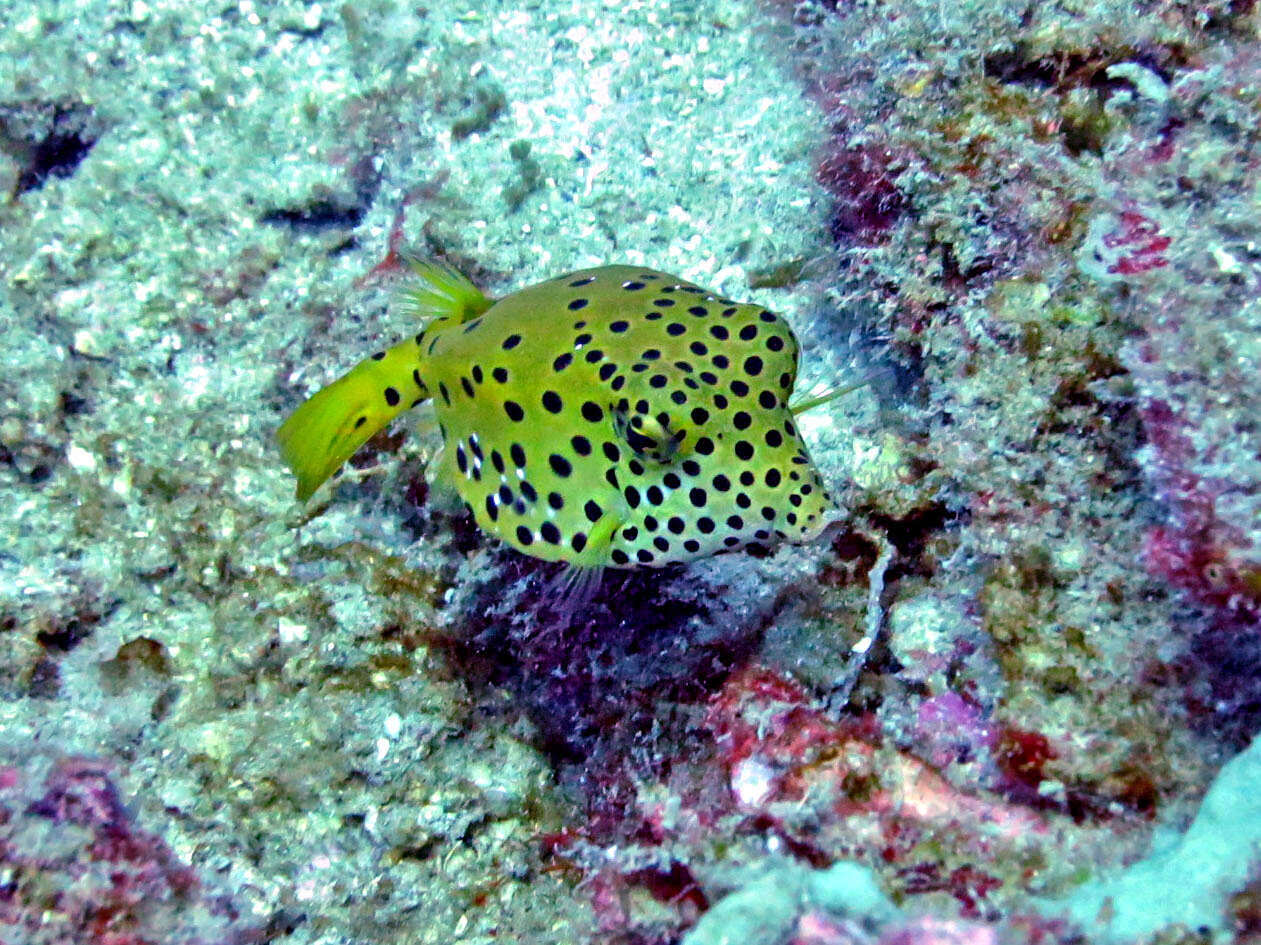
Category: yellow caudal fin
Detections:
[
  {"x1": 277, "y1": 337, "x2": 429, "y2": 502},
  {"x1": 399, "y1": 257, "x2": 492, "y2": 323}
]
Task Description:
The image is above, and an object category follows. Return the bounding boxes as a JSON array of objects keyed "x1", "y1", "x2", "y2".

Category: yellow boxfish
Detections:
[{"x1": 277, "y1": 261, "x2": 838, "y2": 576}]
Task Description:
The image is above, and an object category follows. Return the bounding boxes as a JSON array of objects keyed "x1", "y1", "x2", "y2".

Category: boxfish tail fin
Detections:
[{"x1": 277, "y1": 337, "x2": 429, "y2": 502}]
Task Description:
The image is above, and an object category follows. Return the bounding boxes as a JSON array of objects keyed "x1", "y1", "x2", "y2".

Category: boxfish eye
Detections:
[{"x1": 612, "y1": 403, "x2": 680, "y2": 464}]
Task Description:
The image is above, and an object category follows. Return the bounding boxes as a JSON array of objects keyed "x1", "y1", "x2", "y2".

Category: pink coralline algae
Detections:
[
  {"x1": 816, "y1": 139, "x2": 911, "y2": 246},
  {"x1": 1087, "y1": 210, "x2": 1172, "y2": 278},
  {"x1": 0, "y1": 757, "x2": 251, "y2": 945},
  {"x1": 1138, "y1": 402, "x2": 1261, "y2": 627},
  {"x1": 705, "y1": 665, "x2": 1047, "y2": 864},
  {"x1": 914, "y1": 693, "x2": 998, "y2": 770}
]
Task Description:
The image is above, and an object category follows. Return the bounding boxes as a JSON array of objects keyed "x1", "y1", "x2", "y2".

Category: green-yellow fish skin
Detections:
[{"x1": 278, "y1": 263, "x2": 836, "y2": 570}]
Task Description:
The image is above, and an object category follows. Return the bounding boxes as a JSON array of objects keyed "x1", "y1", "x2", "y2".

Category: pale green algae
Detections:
[
  {"x1": 684, "y1": 861, "x2": 899, "y2": 945},
  {"x1": 1047, "y1": 734, "x2": 1261, "y2": 942}
]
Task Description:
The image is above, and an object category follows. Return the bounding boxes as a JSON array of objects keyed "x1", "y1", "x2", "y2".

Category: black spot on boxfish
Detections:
[
  {"x1": 541, "y1": 521, "x2": 562, "y2": 543},
  {"x1": 666, "y1": 323, "x2": 686, "y2": 336},
  {"x1": 572, "y1": 533, "x2": 588, "y2": 552},
  {"x1": 384, "y1": 386, "x2": 400, "y2": 406},
  {"x1": 542, "y1": 390, "x2": 563, "y2": 413},
  {"x1": 548, "y1": 491, "x2": 564, "y2": 509},
  {"x1": 735, "y1": 441, "x2": 754, "y2": 461},
  {"x1": 503, "y1": 334, "x2": 522, "y2": 350},
  {"x1": 493, "y1": 367, "x2": 509, "y2": 383},
  {"x1": 582, "y1": 401, "x2": 604, "y2": 422},
  {"x1": 568, "y1": 298, "x2": 589, "y2": 310},
  {"x1": 571, "y1": 435, "x2": 592, "y2": 456},
  {"x1": 744, "y1": 356, "x2": 763, "y2": 376},
  {"x1": 739, "y1": 324, "x2": 758, "y2": 341},
  {"x1": 553, "y1": 353, "x2": 573, "y2": 371},
  {"x1": 516, "y1": 525, "x2": 533, "y2": 545},
  {"x1": 549, "y1": 454, "x2": 572, "y2": 477},
  {"x1": 504, "y1": 400, "x2": 525, "y2": 421}
]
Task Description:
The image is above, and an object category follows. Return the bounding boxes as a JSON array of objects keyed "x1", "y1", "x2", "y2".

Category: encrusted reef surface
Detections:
[{"x1": 0, "y1": 0, "x2": 1257, "y2": 943}]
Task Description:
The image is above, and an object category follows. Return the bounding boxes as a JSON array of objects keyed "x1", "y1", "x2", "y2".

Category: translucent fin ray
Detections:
[{"x1": 399, "y1": 258, "x2": 492, "y2": 324}]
